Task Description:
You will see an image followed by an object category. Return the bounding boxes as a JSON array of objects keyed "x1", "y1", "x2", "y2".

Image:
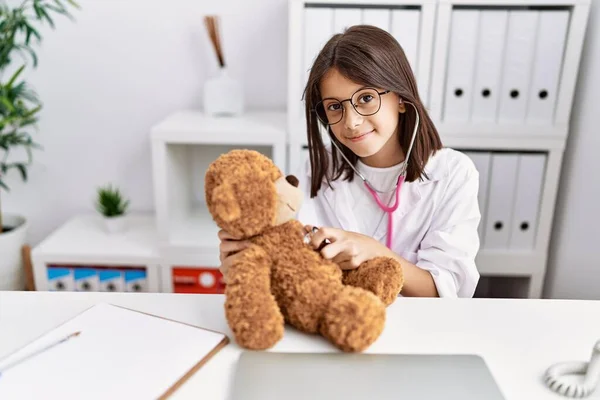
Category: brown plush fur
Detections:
[{"x1": 205, "y1": 149, "x2": 404, "y2": 352}]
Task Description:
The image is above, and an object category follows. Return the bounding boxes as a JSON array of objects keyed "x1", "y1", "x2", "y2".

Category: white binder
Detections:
[
  {"x1": 361, "y1": 8, "x2": 391, "y2": 31},
  {"x1": 464, "y1": 151, "x2": 492, "y2": 240},
  {"x1": 509, "y1": 154, "x2": 546, "y2": 250},
  {"x1": 497, "y1": 11, "x2": 539, "y2": 124},
  {"x1": 333, "y1": 8, "x2": 362, "y2": 33},
  {"x1": 526, "y1": 10, "x2": 570, "y2": 126},
  {"x1": 443, "y1": 10, "x2": 479, "y2": 123},
  {"x1": 483, "y1": 153, "x2": 519, "y2": 249},
  {"x1": 391, "y1": 9, "x2": 420, "y2": 73},
  {"x1": 470, "y1": 10, "x2": 508, "y2": 123},
  {"x1": 303, "y1": 7, "x2": 334, "y2": 90}
]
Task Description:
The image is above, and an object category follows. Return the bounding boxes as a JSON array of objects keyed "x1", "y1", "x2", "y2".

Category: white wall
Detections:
[
  {"x1": 2, "y1": 0, "x2": 289, "y2": 245},
  {"x1": 544, "y1": 1, "x2": 600, "y2": 300}
]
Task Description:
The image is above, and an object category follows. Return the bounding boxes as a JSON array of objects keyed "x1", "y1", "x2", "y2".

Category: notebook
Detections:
[{"x1": 0, "y1": 303, "x2": 229, "y2": 399}]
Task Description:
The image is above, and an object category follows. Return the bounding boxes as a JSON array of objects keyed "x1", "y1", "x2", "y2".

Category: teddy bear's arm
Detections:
[{"x1": 224, "y1": 244, "x2": 285, "y2": 350}]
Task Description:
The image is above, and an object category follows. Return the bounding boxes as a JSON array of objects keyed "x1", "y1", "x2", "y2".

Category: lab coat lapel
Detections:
[
  {"x1": 320, "y1": 180, "x2": 361, "y2": 233},
  {"x1": 372, "y1": 181, "x2": 422, "y2": 242}
]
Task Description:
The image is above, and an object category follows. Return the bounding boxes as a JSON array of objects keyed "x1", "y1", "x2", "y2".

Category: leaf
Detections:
[
  {"x1": 6, "y1": 65, "x2": 25, "y2": 89},
  {"x1": 0, "y1": 178, "x2": 9, "y2": 192},
  {"x1": 14, "y1": 163, "x2": 28, "y2": 181}
]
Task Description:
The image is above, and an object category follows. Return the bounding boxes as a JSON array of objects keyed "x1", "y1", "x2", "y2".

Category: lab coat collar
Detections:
[{"x1": 317, "y1": 148, "x2": 448, "y2": 234}]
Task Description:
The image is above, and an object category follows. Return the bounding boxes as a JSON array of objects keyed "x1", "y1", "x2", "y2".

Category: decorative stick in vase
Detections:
[{"x1": 202, "y1": 15, "x2": 244, "y2": 117}]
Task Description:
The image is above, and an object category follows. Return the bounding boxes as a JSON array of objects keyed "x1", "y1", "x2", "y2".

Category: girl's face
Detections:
[{"x1": 318, "y1": 67, "x2": 404, "y2": 167}]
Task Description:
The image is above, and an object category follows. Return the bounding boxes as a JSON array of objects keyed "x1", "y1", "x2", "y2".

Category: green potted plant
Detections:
[
  {"x1": 0, "y1": 0, "x2": 79, "y2": 290},
  {"x1": 95, "y1": 184, "x2": 130, "y2": 234}
]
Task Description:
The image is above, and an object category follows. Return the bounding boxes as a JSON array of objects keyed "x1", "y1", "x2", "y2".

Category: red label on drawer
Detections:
[{"x1": 172, "y1": 267, "x2": 225, "y2": 294}]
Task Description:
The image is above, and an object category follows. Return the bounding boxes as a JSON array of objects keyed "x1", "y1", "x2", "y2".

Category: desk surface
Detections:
[{"x1": 1, "y1": 291, "x2": 599, "y2": 400}]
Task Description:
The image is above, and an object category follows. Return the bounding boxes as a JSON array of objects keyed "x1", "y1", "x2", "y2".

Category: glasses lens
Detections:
[
  {"x1": 352, "y1": 88, "x2": 381, "y2": 116},
  {"x1": 316, "y1": 99, "x2": 343, "y2": 125}
]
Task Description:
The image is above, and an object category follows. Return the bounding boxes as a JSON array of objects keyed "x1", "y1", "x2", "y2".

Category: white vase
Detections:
[
  {"x1": 203, "y1": 67, "x2": 244, "y2": 116},
  {"x1": 0, "y1": 213, "x2": 28, "y2": 291},
  {"x1": 103, "y1": 215, "x2": 127, "y2": 234}
]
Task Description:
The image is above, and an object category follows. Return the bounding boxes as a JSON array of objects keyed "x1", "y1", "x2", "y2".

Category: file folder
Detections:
[
  {"x1": 361, "y1": 9, "x2": 391, "y2": 31},
  {"x1": 464, "y1": 151, "x2": 492, "y2": 240},
  {"x1": 391, "y1": 9, "x2": 420, "y2": 74},
  {"x1": 497, "y1": 11, "x2": 539, "y2": 124},
  {"x1": 443, "y1": 9, "x2": 479, "y2": 123},
  {"x1": 509, "y1": 154, "x2": 546, "y2": 250},
  {"x1": 526, "y1": 10, "x2": 570, "y2": 126},
  {"x1": 303, "y1": 7, "x2": 334, "y2": 91},
  {"x1": 483, "y1": 153, "x2": 519, "y2": 249},
  {"x1": 470, "y1": 11, "x2": 508, "y2": 123},
  {"x1": 333, "y1": 7, "x2": 361, "y2": 33}
]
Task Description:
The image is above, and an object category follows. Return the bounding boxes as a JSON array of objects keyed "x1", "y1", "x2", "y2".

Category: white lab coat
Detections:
[{"x1": 295, "y1": 147, "x2": 481, "y2": 298}]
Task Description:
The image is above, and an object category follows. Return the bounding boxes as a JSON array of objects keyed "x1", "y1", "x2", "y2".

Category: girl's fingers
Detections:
[{"x1": 320, "y1": 240, "x2": 346, "y2": 260}]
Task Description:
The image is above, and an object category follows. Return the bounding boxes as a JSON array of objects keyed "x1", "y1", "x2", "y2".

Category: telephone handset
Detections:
[{"x1": 544, "y1": 339, "x2": 600, "y2": 398}]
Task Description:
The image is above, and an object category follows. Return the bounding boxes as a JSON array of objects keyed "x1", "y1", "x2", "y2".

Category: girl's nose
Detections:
[{"x1": 286, "y1": 175, "x2": 299, "y2": 188}]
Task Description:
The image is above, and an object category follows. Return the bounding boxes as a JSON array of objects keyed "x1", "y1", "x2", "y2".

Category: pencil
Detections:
[{"x1": 0, "y1": 331, "x2": 81, "y2": 377}]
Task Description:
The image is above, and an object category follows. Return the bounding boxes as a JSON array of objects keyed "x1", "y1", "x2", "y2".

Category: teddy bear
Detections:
[{"x1": 204, "y1": 149, "x2": 404, "y2": 352}]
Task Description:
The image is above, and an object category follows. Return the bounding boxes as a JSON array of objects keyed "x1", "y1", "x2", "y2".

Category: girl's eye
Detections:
[
  {"x1": 327, "y1": 103, "x2": 341, "y2": 112},
  {"x1": 358, "y1": 94, "x2": 374, "y2": 103}
]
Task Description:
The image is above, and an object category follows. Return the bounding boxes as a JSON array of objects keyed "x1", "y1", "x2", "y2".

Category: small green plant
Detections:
[{"x1": 95, "y1": 184, "x2": 130, "y2": 218}]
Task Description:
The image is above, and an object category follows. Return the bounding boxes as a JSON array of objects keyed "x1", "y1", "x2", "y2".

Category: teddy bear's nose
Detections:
[{"x1": 285, "y1": 175, "x2": 299, "y2": 188}]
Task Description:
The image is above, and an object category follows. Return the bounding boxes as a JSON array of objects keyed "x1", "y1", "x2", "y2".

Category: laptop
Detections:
[{"x1": 230, "y1": 351, "x2": 506, "y2": 400}]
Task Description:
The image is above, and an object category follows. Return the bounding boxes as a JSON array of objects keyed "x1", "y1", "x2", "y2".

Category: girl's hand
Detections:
[
  {"x1": 217, "y1": 229, "x2": 250, "y2": 282},
  {"x1": 305, "y1": 225, "x2": 390, "y2": 270}
]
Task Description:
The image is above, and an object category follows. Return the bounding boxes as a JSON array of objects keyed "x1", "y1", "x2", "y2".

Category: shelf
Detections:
[
  {"x1": 439, "y1": 0, "x2": 588, "y2": 5},
  {"x1": 475, "y1": 249, "x2": 543, "y2": 276},
  {"x1": 303, "y1": 0, "x2": 437, "y2": 4},
  {"x1": 31, "y1": 214, "x2": 160, "y2": 265},
  {"x1": 159, "y1": 206, "x2": 221, "y2": 266},
  {"x1": 440, "y1": 135, "x2": 566, "y2": 152},
  {"x1": 151, "y1": 110, "x2": 287, "y2": 146}
]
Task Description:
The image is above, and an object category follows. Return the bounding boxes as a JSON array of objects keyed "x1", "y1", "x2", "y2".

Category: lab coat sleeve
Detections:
[
  {"x1": 416, "y1": 160, "x2": 481, "y2": 298},
  {"x1": 294, "y1": 156, "x2": 330, "y2": 228}
]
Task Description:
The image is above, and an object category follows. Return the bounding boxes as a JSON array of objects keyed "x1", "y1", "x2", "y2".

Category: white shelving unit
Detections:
[
  {"x1": 30, "y1": 214, "x2": 161, "y2": 292},
  {"x1": 287, "y1": 0, "x2": 591, "y2": 298},
  {"x1": 150, "y1": 110, "x2": 288, "y2": 294}
]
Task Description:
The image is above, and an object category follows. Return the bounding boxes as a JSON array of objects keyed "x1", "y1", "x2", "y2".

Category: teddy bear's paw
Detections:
[
  {"x1": 319, "y1": 286, "x2": 385, "y2": 353},
  {"x1": 343, "y1": 257, "x2": 404, "y2": 306},
  {"x1": 225, "y1": 297, "x2": 285, "y2": 350}
]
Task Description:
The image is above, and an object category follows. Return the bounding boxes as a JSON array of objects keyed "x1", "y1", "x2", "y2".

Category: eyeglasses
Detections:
[{"x1": 313, "y1": 88, "x2": 391, "y2": 126}]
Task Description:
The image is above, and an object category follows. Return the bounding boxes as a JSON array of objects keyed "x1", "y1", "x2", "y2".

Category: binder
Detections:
[
  {"x1": 443, "y1": 9, "x2": 479, "y2": 123},
  {"x1": 509, "y1": 154, "x2": 546, "y2": 250},
  {"x1": 483, "y1": 153, "x2": 519, "y2": 249},
  {"x1": 333, "y1": 7, "x2": 361, "y2": 33},
  {"x1": 526, "y1": 10, "x2": 570, "y2": 125},
  {"x1": 391, "y1": 9, "x2": 421, "y2": 73},
  {"x1": 0, "y1": 303, "x2": 229, "y2": 399},
  {"x1": 303, "y1": 7, "x2": 334, "y2": 90},
  {"x1": 497, "y1": 11, "x2": 539, "y2": 124},
  {"x1": 463, "y1": 151, "x2": 492, "y2": 240},
  {"x1": 470, "y1": 10, "x2": 508, "y2": 123},
  {"x1": 361, "y1": 9, "x2": 391, "y2": 31}
]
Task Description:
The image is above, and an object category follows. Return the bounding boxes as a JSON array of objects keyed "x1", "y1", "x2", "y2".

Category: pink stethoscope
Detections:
[{"x1": 329, "y1": 101, "x2": 420, "y2": 249}]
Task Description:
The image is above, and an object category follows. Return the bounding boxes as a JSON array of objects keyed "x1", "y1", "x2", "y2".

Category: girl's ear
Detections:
[{"x1": 398, "y1": 99, "x2": 406, "y2": 114}]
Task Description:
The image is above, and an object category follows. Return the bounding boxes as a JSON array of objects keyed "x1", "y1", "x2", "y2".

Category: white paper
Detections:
[{"x1": 0, "y1": 303, "x2": 226, "y2": 399}]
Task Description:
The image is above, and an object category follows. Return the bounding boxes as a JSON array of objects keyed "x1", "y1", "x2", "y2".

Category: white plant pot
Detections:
[
  {"x1": 0, "y1": 213, "x2": 28, "y2": 291},
  {"x1": 103, "y1": 215, "x2": 127, "y2": 234},
  {"x1": 203, "y1": 67, "x2": 244, "y2": 117}
]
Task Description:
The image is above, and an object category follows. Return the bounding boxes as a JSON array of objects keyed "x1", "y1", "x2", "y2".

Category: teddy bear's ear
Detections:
[{"x1": 211, "y1": 181, "x2": 241, "y2": 222}]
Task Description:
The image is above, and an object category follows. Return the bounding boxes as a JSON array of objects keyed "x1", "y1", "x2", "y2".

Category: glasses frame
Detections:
[{"x1": 313, "y1": 87, "x2": 391, "y2": 126}]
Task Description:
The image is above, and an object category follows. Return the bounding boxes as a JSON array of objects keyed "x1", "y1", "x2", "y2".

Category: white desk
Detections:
[{"x1": 1, "y1": 292, "x2": 599, "y2": 400}]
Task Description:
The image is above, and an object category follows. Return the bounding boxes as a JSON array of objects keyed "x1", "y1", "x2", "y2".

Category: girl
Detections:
[{"x1": 219, "y1": 25, "x2": 481, "y2": 298}]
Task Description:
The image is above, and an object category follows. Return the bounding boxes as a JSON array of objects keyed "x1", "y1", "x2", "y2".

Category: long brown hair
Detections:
[{"x1": 303, "y1": 25, "x2": 443, "y2": 198}]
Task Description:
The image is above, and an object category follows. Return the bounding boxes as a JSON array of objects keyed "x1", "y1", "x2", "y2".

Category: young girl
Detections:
[{"x1": 218, "y1": 25, "x2": 481, "y2": 298}]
